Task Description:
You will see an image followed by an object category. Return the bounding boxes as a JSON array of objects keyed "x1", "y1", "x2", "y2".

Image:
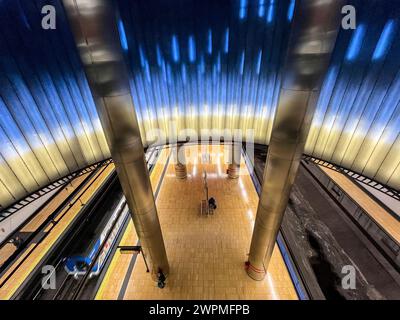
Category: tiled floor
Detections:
[{"x1": 121, "y1": 144, "x2": 297, "y2": 300}]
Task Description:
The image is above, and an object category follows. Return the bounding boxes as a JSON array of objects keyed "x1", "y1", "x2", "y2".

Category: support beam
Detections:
[
  {"x1": 62, "y1": 0, "x2": 169, "y2": 280},
  {"x1": 247, "y1": 0, "x2": 343, "y2": 280}
]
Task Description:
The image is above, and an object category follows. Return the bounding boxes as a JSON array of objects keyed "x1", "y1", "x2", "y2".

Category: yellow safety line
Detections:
[{"x1": 0, "y1": 164, "x2": 115, "y2": 300}]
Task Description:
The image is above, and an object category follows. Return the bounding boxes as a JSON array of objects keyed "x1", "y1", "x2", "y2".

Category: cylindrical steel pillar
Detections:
[
  {"x1": 227, "y1": 143, "x2": 241, "y2": 179},
  {"x1": 173, "y1": 144, "x2": 187, "y2": 179},
  {"x1": 247, "y1": 0, "x2": 343, "y2": 280},
  {"x1": 62, "y1": 0, "x2": 169, "y2": 280}
]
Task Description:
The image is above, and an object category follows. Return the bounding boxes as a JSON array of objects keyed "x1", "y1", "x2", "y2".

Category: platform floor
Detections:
[
  {"x1": 99, "y1": 144, "x2": 297, "y2": 300},
  {"x1": 319, "y1": 166, "x2": 400, "y2": 244}
]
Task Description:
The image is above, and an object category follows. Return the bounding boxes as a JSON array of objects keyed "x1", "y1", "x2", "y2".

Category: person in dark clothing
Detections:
[
  {"x1": 11, "y1": 236, "x2": 23, "y2": 249},
  {"x1": 157, "y1": 269, "x2": 166, "y2": 288},
  {"x1": 208, "y1": 197, "x2": 217, "y2": 210}
]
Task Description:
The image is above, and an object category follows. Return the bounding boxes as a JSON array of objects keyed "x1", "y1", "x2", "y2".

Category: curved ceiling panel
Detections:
[
  {"x1": 116, "y1": 0, "x2": 400, "y2": 190},
  {"x1": 117, "y1": 0, "x2": 294, "y2": 146},
  {"x1": 0, "y1": 0, "x2": 109, "y2": 209},
  {"x1": 306, "y1": 0, "x2": 400, "y2": 190},
  {"x1": 0, "y1": 0, "x2": 399, "y2": 209}
]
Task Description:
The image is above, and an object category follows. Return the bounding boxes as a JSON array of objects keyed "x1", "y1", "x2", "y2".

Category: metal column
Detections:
[
  {"x1": 62, "y1": 0, "x2": 169, "y2": 280},
  {"x1": 247, "y1": 0, "x2": 343, "y2": 280}
]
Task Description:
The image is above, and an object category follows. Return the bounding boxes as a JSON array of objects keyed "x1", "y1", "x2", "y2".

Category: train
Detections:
[
  {"x1": 63, "y1": 147, "x2": 159, "y2": 280},
  {"x1": 64, "y1": 197, "x2": 128, "y2": 279}
]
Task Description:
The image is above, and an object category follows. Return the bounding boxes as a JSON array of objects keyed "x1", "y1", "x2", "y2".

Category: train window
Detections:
[
  {"x1": 331, "y1": 185, "x2": 342, "y2": 198},
  {"x1": 76, "y1": 261, "x2": 89, "y2": 271}
]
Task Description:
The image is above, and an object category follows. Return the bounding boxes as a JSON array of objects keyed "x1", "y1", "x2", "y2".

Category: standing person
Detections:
[
  {"x1": 157, "y1": 269, "x2": 166, "y2": 288},
  {"x1": 208, "y1": 197, "x2": 217, "y2": 210}
]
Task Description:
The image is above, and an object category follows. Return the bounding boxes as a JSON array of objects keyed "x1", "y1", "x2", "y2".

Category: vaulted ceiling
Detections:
[{"x1": 0, "y1": 0, "x2": 399, "y2": 208}]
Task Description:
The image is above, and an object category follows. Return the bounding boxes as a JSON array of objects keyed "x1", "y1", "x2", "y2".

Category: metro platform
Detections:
[
  {"x1": 96, "y1": 144, "x2": 297, "y2": 300},
  {"x1": 318, "y1": 165, "x2": 400, "y2": 244},
  {"x1": 1, "y1": 143, "x2": 399, "y2": 300},
  {"x1": 0, "y1": 163, "x2": 115, "y2": 299}
]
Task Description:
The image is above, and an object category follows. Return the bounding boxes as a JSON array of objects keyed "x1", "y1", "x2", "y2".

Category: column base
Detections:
[
  {"x1": 245, "y1": 261, "x2": 266, "y2": 281},
  {"x1": 175, "y1": 164, "x2": 187, "y2": 179},
  {"x1": 227, "y1": 164, "x2": 239, "y2": 179}
]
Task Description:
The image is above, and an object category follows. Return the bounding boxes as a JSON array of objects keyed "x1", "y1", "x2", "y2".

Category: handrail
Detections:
[
  {"x1": 0, "y1": 159, "x2": 112, "y2": 221},
  {"x1": 303, "y1": 155, "x2": 400, "y2": 202}
]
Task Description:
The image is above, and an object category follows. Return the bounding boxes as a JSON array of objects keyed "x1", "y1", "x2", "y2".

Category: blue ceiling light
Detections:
[
  {"x1": 239, "y1": 0, "x2": 247, "y2": 20},
  {"x1": 239, "y1": 51, "x2": 245, "y2": 75},
  {"x1": 287, "y1": 0, "x2": 295, "y2": 22},
  {"x1": 258, "y1": 0, "x2": 266, "y2": 17},
  {"x1": 372, "y1": 20, "x2": 397, "y2": 61},
  {"x1": 117, "y1": 19, "x2": 128, "y2": 51},
  {"x1": 156, "y1": 45, "x2": 163, "y2": 67},
  {"x1": 161, "y1": 61, "x2": 168, "y2": 82},
  {"x1": 207, "y1": 29, "x2": 212, "y2": 55},
  {"x1": 144, "y1": 61, "x2": 151, "y2": 83},
  {"x1": 256, "y1": 50, "x2": 262, "y2": 74},
  {"x1": 182, "y1": 64, "x2": 187, "y2": 84},
  {"x1": 345, "y1": 24, "x2": 366, "y2": 61},
  {"x1": 224, "y1": 28, "x2": 229, "y2": 54},
  {"x1": 217, "y1": 53, "x2": 221, "y2": 73},
  {"x1": 166, "y1": 63, "x2": 173, "y2": 84},
  {"x1": 213, "y1": 64, "x2": 217, "y2": 83},
  {"x1": 199, "y1": 55, "x2": 205, "y2": 74},
  {"x1": 172, "y1": 34, "x2": 180, "y2": 62},
  {"x1": 267, "y1": 0, "x2": 275, "y2": 24},
  {"x1": 138, "y1": 45, "x2": 146, "y2": 67},
  {"x1": 188, "y1": 35, "x2": 196, "y2": 62},
  {"x1": 17, "y1": 0, "x2": 31, "y2": 30}
]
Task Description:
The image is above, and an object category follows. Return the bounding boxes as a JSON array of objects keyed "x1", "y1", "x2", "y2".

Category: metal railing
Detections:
[
  {"x1": 0, "y1": 159, "x2": 113, "y2": 222},
  {"x1": 303, "y1": 156, "x2": 400, "y2": 201}
]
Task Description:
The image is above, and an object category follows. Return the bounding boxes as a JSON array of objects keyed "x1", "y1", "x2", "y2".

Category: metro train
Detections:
[
  {"x1": 64, "y1": 198, "x2": 128, "y2": 279},
  {"x1": 63, "y1": 148, "x2": 158, "y2": 279}
]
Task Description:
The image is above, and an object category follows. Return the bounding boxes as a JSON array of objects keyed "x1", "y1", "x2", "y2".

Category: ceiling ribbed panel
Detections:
[
  {"x1": 306, "y1": 0, "x2": 400, "y2": 189},
  {"x1": 0, "y1": 0, "x2": 109, "y2": 209},
  {"x1": 0, "y1": 0, "x2": 399, "y2": 209},
  {"x1": 116, "y1": 0, "x2": 293, "y2": 146},
  {"x1": 117, "y1": 0, "x2": 400, "y2": 190}
]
